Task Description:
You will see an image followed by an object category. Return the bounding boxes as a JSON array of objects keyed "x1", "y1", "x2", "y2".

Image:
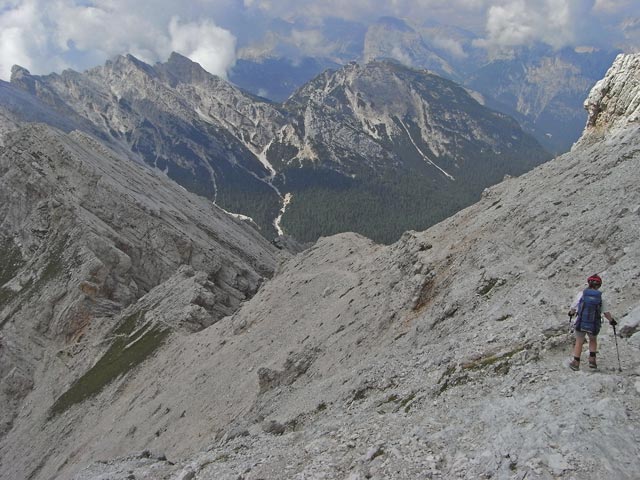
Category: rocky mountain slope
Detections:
[
  {"x1": 5, "y1": 54, "x2": 291, "y2": 238},
  {"x1": 272, "y1": 60, "x2": 549, "y2": 242},
  {"x1": 363, "y1": 19, "x2": 620, "y2": 155},
  {"x1": 2, "y1": 53, "x2": 549, "y2": 244},
  {"x1": 0, "y1": 123, "x2": 283, "y2": 476},
  {"x1": 2, "y1": 54, "x2": 638, "y2": 480},
  {"x1": 467, "y1": 46, "x2": 620, "y2": 154},
  {"x1": 235, "y1": 16, "x2": 620, "y2": 154}
]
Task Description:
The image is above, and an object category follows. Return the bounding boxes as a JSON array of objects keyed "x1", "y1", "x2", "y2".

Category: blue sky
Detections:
[{"x1": 0, "y1": 0, "x2": 638, "y2": 80}]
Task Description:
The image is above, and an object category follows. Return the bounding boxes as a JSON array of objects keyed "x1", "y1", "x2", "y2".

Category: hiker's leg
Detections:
[
  {"x1": 587, "y1": 334, "x2": 598, "y2": 368},
  {"x1": 573, "y1": 332, "x2": 586, "y2": 358}
]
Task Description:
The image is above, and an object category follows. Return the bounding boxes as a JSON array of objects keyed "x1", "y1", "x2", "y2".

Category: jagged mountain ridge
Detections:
[
  {"x1": 0, "y1": 74, "x2": 88, "y2": 143},
  {"x1": 8, "y1": 53, "x2": 290, "y2": 237},
  {"x1": 3, "y1": 53, "x2": 548, "y2": 243},
  {"x1": 1, "y1": 54, "x2": 638, "y2": 480},
  {"x1": 283, "y1": 60, "x2": 540, "y2": 174}
]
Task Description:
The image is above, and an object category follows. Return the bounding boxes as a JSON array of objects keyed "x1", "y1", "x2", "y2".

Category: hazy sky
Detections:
[{"x1": 0, "y1": 0, "x2": 638, "y2": 80}]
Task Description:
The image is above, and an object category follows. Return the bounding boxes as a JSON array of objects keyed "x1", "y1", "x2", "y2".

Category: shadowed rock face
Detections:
[{"x1": 1, "y1": 56, "x2": 638, "y2": 480}]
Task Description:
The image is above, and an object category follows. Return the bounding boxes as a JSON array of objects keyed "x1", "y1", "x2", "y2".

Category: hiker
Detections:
[{"x1": 568, "y1": 274, "x2": 616, "y2": 370}]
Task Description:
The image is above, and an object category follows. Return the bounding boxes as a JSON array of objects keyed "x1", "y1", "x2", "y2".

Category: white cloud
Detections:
[
  {"x1": 429, "y1": 37, "x2": 468, "y2": 59},
  {"x1": 473, "y1": 0, "x2": 603, "y2": 52},
  {"x1": 169, "y1": 17, "x2": 237, "y2": 77},
  {"x1": 0, "y1": 0, "x2": 636, "y2": 81},
  {"x1": 594, "y1": 0, "x2": 632, "y2": 13},
  {"x1": 0, "y1": 0, "x2": 53, "y2": 79},
  {"x1": 390, "y1": 46, "x2": 414, "y2": 66},
  {"x1": 289, "y1": 29, "x2": 338, "y2": 57},
  {"x1": 0, "y1": 1, "x2": 237, "y2": 80},
  {"x1": 241, "y1": 0, "x2": 488, "y2": 30},
  {"x1": 239, "y1": 0, "x2": 639, "y2": 53}
]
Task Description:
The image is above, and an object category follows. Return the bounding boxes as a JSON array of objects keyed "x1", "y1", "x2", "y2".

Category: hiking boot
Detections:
[
  {"x1": 569, "y1": 359, "x2": 580, "y2": 371},
  {"x1": 589, "y1": 356, "x2": 597, "y2": 369}
]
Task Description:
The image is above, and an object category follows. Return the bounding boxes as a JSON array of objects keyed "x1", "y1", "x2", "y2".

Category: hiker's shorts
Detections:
[{"x1": 575, "y1": 329, "x2": 597, "y2": 339}]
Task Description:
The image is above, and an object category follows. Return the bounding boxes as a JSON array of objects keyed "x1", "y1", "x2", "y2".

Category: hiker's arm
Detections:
[
  {"x1": 603, "y1": 311, "x2": 616, "y2": 324},
  {"x1": 569, "y1": 292, "x2": 581, "y2": 315}
]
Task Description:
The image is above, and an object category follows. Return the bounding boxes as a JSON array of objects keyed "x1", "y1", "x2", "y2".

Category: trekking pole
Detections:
[
  {"x1": 568, "y1": 313, "x2": 575, "y2": 333},
  {"x1": 612, "y1": 322, "x2": 622, "y2": 372}
]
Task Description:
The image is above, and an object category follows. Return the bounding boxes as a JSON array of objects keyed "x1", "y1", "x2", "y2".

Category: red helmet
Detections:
[{"x1": 587, "y1": 274, "x2": 602, "y2": 286}]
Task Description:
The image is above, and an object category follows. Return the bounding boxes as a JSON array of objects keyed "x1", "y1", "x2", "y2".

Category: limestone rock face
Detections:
[
  {"x1": 0, "y1": 123, "x2": 282, "y2": 475},
  {"x1": 1, "y1": 56, "x2": 640, "y2": 480},
  {"x1": 582, "y1": 53, "x2": 640, "y2": 140},
  {"x1": 4, "y1": 53, "x2": 289, "y2": 237},
  {"x1": 283, "y1": 60, "x2": 547, "y2": 174}
]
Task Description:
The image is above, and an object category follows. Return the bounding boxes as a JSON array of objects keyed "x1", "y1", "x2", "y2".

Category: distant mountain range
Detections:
[
  {"x1": 2, "y1": 52, "x2": 549, "y2": 243},
  {"x1": 230, "y1": 16, "x2": 620, "y2": 154}
]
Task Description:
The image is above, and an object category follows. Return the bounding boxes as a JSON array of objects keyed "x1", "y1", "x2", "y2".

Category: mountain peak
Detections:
[
  {"x1": 103, "y1": 54, "x2": 157, "y2": 79},
  {"x1": 167, "y1": 51, "x2": 194, "y2": 66},
  {"x1": 159, "y1": 51, "x2": 212, "y2": 86},
  {"x1": 374, "y1": 16, "x2": 414, "y2": 32},
  {"x1": 582, "y1": 53, "x2": 640, "y2": 141},
  {"x1": 9, "y1": 65, "x2": 36, "y2": 94},
  {"x1": 10, "y1": 64, "x2": 31, "y2": 79}
]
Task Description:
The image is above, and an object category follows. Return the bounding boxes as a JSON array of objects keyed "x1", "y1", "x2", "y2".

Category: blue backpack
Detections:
[{"x1": 576, "y1": 288, "x2": 602, "y2": 335}]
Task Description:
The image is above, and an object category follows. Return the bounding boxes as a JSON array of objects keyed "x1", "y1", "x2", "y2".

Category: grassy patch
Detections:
[
  {"x1": 400, "y1": 392, "x2": 417, "y2": 413},
  {"x1": 461, "y1": 345, "x2": 527, "y2": 372},
  {"x1": 352, "y1": 387, "x2": 370, "y2": 402},
  {"x1": 48, "y1": 310, "x2": 170, "y2": 419},
  {"x1": 437, "y1": 346, "x2": 530, "y2": 394},
  {"x1": 437, "y1": 367, "x2": 470, "y2": 395},
  {"x1": 376, "y1": 392, "x2": 417, "y2": 412},
  {"x1": 0, "y1": 287, "x2": 15, "y2": 308}
]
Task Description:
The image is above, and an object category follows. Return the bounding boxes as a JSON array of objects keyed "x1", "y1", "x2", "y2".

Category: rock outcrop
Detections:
[{"x1": 583, "y1": 53, "x2": 640, "y2": 140}]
